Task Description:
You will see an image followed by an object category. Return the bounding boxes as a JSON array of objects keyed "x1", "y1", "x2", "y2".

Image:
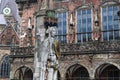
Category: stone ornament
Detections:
[{"x1": 38, "y1": 0, "x2": 53, "y2": 10}]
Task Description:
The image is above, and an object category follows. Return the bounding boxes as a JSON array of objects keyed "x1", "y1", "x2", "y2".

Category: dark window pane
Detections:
[
  {"x1": 103, "y1": 32, "x2": 107, "y2": 40},
  {"x1": 88, "y1": 25, "x2": 92, "y2": 32},
  {"x1": 109, "y1": 32, "x2": 113, "y2": 40},
  {"x1": 77, "y1": 34, "x2": 81, "y2": 42},
  {"x1": 77, "y1": 9, "x2": 92, "y2": 42},
  {"x1": 0, "y1": 56, "x2": 10, "y2": 78},
  {"x1": 114, "y1": 31, "x2": 119, "y2": 39},
  {"x1": 108, "y1": 25, "x2": 113, "y2": 30},
  {"x1": 108, "y1": 16, "x2": 112, "y2": 21},
  {"x1": 102, "y1": 6, "x2": 119, "y2": 41},
  {"x1": 87, "y1": 18, "x2": 91, "y2": 23},
  {"x1": 103, "y1": 16, "x2": 107, "y2": 21},
  {"x1": 57, "y1": 12, "x2": 67, "y2": 43},
  {"x1": 83, "y1": 34, "x2": 86, "y2": 42}
]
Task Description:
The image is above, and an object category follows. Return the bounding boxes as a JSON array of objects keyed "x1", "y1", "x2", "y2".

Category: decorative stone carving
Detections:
[
  {"x1": 40, "y1": 0, "x2": 48, "y2": 9},
  {"x1": 60, "y1": 41, "x2": 120, "y2": 54},
  {"x1": 93, "y1": 9, "x2": 101, "y2": 41},
  {"x1": 38, "y1": 0, "x2": 53, "y2": 10}
]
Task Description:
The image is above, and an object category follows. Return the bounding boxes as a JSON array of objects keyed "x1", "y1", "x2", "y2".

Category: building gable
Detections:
[{"x1": 0, "y1": 24, "x2": 20, "y2": 46}]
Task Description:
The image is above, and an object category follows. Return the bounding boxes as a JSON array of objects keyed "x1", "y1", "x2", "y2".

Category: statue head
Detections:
[
  {"x1": 46, "y1": 27, "x2": 56, "y2": 37},
  {"x1": 51, "y1": 27, "x2": 56, "y2": 37}
]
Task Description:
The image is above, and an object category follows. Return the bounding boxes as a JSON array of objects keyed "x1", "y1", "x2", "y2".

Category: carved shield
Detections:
[{"x1": 53, "y1": 39, "x2": 61, "y2": 59}]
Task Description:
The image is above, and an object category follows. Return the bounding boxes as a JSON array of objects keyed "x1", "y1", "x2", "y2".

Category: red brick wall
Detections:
[
  {"x1": 54, "y1": 0, "x2": 102, "y2": 42},
  {"x1": 20, "y1": 0, "x2": 114, "y2": 45},
  {"x1": 21, "y1": 3, "x2": 37, "y2": 47}
]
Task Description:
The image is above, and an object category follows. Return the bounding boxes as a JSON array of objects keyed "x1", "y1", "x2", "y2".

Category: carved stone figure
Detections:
[
  {"x1": 46, "y1": 27, "x2": 59, "y2": 80},
  {"x1": 37, "y1": 0, "x2": 43, "y2": 10},
  {"x1": 69, "y1": 13, "x2": 75, "y2": 43},
  {"x1": 49, "y1": 0, "x2": 53, "y2": 10},
  {"x1": 35, "y1": 25, "x2": 59, "y2": 80},
  {"x1": 93, "y1": 9, "x2": 100, "y2": 41},
  {"x1": 94, "y1": 10, "x2": 98, "y2": 22},
  {"x1": 41, "y1": 0, "x2": 48, "y2": 9},
  {"x1": 37, "y1": 0, "x2": 54, "y2": 10},
  {"x1": 93, "y1": 22, "x2": 100, "y2": 40}
]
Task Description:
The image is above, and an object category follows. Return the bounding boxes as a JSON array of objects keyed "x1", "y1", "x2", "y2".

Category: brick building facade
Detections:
[{"x1": 3, "y1": 0, "x2": 120, "y2": 80}]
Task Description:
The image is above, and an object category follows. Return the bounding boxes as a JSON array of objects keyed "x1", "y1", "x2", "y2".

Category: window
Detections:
[
  {"x1": 102, "y1": 5, "x2": 119, "y2": 41},
  {"x1": 56, "y1": 12, "x2": 67, "y2": 43},
  {"x1": 0, "y1": 56, "x2": 10, "y2": 78},
  {"x1": 77, "y1": 9, "x2": 92, "y2": 42}
]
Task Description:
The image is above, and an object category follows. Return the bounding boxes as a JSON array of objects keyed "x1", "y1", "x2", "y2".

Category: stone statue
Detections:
[
  {"x1": 93, "y1": 9, "x2": 100, "y2": 41},
  {"x1": 49, "y1": 0, "x2": 53, "y2": 10},
  {"x1": 37, "y1": 0, "x2": 48, "y2": 10},
  {"x1": 45, "y1": 27, "x2": 59, "y2": 80},
  {"x1": 35, "y1": 25, "x2": 59, "y2": 80},
  {"x1": 37, "y1": 0, "x2": 54, "y2": 10},
  {"x1": 37, "y1": 0, "x2": 42, "y2": 10},
  {"x1": 94, "y1": 10, "x2": 98, "y2": 22},
  {"x1": 69, "y1": 13, "x2": 75, "y2": 43}
]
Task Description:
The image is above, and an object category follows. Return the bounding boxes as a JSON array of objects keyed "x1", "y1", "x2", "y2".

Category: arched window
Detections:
[
  {"x1": 0, "y1": 55, "x2": 10, "y2": 78},
  {"x1": 56, "y1": 11, "x2": 67, "y2": 43},
  {"x1": 102, "y1": 3, "x2": 119, "y2": 41},
  {"x1": 77, "y1": 7, "x2": 92, "y2": 42}
]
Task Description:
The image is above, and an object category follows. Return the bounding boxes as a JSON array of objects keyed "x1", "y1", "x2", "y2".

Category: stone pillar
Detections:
[
  {"x1": 33, "y1": 10, "x2": 46, "y2": 80},
  {"x1": 89, "y1": 68, "x2": 95, "y2": 80},
  {"x1": 9, "y1": 59, "x2": 15, "y2": 80},
  {"x1": 60, "y1": 71, "x2": 66, "y2": 80},
  {"x1": 34, "y1": 0, "x2": 57, "y2": 80}
]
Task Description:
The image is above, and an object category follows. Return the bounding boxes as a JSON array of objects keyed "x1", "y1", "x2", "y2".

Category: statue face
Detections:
[
  {"x1": 46, "y1": 27, "x2": 56, "y2": 37},
  {"x1": 51, "y1": 27, "x2": 56, "y2": 37}
]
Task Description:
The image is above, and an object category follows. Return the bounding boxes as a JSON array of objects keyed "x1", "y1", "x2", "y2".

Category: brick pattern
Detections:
[
  {"x1": 8, "y1": 0, "x2": 120, "y2": 80},
  {"x1": 20, "y1": 3, "x2": 37, "y2": 47},
  {"x1": 0, "y1": 24, "x2": 19, "y2": 45}
]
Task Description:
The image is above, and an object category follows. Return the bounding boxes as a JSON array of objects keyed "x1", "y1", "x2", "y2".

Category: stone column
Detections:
[
  {"x1": 89, "y1": 68, "x2": 95, "y2": 80},
  {"x1": 61, "y1": 75, "x2": 66, "y2": 80},
  {"x1": 9, "y1": 58, "x2": 14, "y2": 80},
  {"x1": 33, "y1": 10, "x2": 47, "y2": 80}
]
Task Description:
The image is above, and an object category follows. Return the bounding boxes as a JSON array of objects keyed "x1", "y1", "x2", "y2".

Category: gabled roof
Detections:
[{"x1": 0, "y1": 23, "x2": 20, "y2": 45}]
